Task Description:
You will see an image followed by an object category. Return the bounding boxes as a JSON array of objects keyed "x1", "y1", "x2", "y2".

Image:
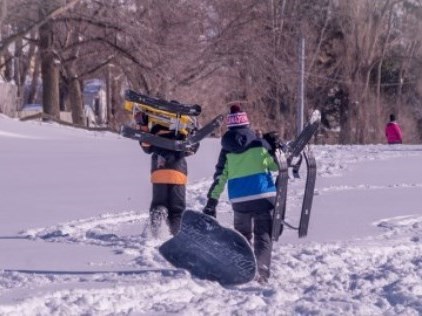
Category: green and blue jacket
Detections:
[{"x1": 207, "y1": 126, "x2": 279, "y2": 212}]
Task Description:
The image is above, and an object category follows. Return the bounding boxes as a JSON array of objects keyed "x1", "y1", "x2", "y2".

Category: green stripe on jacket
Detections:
[{"x1": 209, "y1": 147, "x2": 278, "y2": 200}]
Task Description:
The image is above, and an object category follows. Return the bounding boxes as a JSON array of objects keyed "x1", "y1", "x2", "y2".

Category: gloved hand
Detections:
[
  {"x1": 202, "y1": 198, "x2": 218, "y2": 218},
  {"x1": 189, "y1": 142, "x2": 200, "y2": 155},
  {"x1": 134, "y1": 112, "x2": 148, "y2": 126},
  {"x1": 263, "y1": 131, "x2": 282, "y2": 156}
]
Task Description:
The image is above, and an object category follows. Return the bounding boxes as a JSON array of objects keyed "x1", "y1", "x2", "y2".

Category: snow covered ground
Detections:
[{"x1": 0, "y1": 114, "x2": 421, "y2": 315}]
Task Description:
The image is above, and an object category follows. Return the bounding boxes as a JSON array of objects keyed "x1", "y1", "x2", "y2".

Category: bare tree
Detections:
[
  {"x1": 318, "y1": 1, "x2": 396, "y2": 143},
  {"x1": 1, "y1": 0, "x2": 84, "y2": 117},
  {"x1": 0, "y1": 0, "x2": 82, "y2": 55},
  {"x1": 39, "y1": 1, "x2": 62, "y2": 118},
  {"x1": 1, "y1": 0, "x2": 422, "y2": 143}
]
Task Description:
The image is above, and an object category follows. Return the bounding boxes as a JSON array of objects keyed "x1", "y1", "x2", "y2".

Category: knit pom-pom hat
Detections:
[{"x1": 226, "y1": 104, "x2": 250, "y2": 128}]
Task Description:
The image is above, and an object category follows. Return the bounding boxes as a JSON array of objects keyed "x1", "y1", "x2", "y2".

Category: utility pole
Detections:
[
  {"x1": 106, "y1": 63, "x2": 112, "y2": 126},
  {"x1": 297, "y1": 37, "x2": 305, "y2": 136}
]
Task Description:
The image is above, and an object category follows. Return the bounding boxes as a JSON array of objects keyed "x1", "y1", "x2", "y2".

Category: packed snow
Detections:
[{"x1": 0, "y1": 114, "x2": 421, "y2": 315}]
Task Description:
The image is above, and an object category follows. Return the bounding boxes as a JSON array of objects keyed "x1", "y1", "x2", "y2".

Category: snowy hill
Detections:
[{"x1": 0, "y1": 115, "x2": 421, "y2": 315}]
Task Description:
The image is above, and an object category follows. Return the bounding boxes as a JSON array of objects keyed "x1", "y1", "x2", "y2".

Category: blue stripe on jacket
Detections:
[{"x1": 227, "y1": 173, "x2": 276, "y2": 202}]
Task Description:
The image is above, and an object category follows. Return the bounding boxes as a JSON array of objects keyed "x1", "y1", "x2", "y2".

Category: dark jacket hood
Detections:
[{"x1": 221, "y1": 126, "x2": 257, "y2": 154}]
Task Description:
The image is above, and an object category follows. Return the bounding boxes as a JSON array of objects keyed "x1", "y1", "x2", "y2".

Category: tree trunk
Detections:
[
  {"x1": 3, "y1": 50, "x2": 13, "y2": 82},
  {"x1": 13, "y1": 38, "x2": 23, "y2": 99},
  {"x1": 39, "y1": 20, "x2": 60, "y2": 118},
  {"x1": 27, "y1": 54, "x2": 41, "y2": 105},
  {"x1": 68, "y1": 74, "x2": 84, "y2": 125},
  {"x1": 339, "y1": 99, "x2": 357, "y2": 144}
]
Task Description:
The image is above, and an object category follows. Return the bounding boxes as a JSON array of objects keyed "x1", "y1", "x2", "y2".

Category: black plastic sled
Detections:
[
  {"x1": 121, "y1": 114, "x2": 223, "y2": 151},
  {"x1": 125, "y1": 89, "x2": 202, "y2": 116},
  {"x1": 159, "y1": 211, "x2": 256, "y2": 286},
  {"x1": 271, "y1": 110, "x2": 320, "y2": 241}
]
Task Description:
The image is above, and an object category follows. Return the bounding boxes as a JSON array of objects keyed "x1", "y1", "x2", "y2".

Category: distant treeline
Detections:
[{"x1": 1, "y1": 0, "x2": 422, "y2": 143}]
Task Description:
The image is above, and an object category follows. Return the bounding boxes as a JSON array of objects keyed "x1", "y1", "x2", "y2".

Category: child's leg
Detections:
[
  {"x1": 167, "y1": 184, "x2": 186, "y2": 235},
  {"x1": 150, "y1": 184, "x2": 169, "y2": 234},
  {"x1": 150, "y1": 183, "x2": 168, "y2": 210},
  {"x1": 233, "y1": 211, "x2": 253, "y2": 244},
  {"x1": 253, "y1": 210, "x2": 273, "y2": 280}
]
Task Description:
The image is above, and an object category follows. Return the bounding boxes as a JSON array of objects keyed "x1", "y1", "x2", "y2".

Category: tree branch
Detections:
[{"x1": 0, "y1": 0, "x2": 83, "y2": 55}]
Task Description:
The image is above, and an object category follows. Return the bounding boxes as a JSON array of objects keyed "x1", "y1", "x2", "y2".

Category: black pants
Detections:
[
  {"x1": 150, "y1": 183, "x2": 186, "y2": 235},
  {"x1": 234, "y1": 210, "x2": 273, "y2": 279}
]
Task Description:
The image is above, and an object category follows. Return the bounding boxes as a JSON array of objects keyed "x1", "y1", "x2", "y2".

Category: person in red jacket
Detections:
[{"x1": 385, "y1": 114, "x2": 403, "y2": 144}]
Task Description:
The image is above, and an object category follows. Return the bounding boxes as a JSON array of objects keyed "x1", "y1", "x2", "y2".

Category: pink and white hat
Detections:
[{"x1": 226, "y1": 104, "x2": 250, "y2": 128}]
